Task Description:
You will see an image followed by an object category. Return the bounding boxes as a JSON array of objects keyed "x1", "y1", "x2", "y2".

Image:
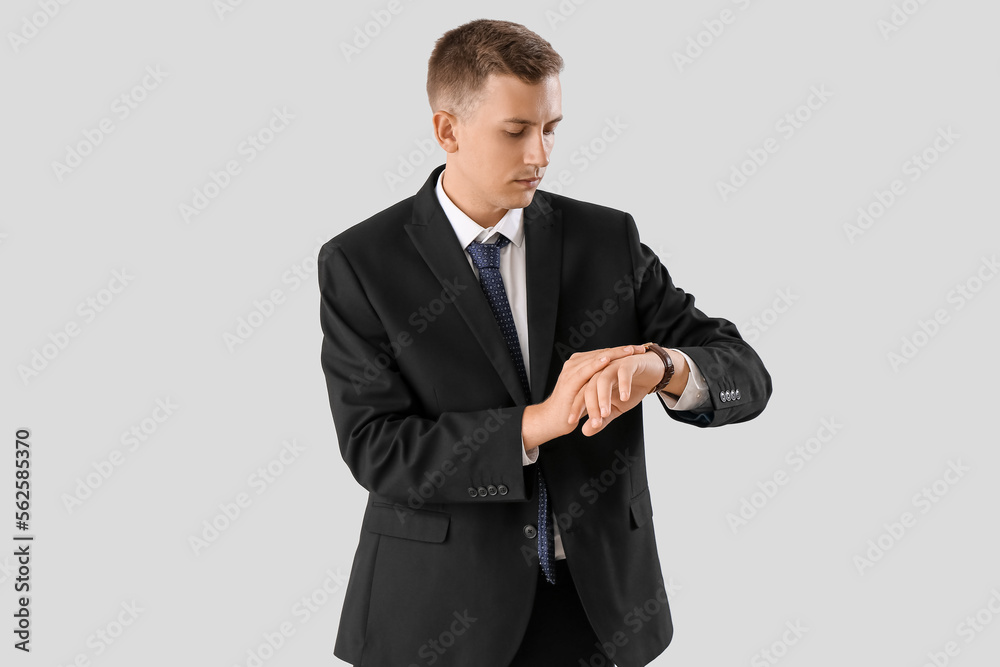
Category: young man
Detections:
[{"x1": 318, "y1": 19, "x2": 771, "y2": 667}]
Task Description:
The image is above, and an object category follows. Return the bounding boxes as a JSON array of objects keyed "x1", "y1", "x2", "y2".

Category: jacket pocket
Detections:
[
  {"x1": 366, "y1": 502, "x2": 451, "y2": 543},
  {"x1": 629, "y1": 487, "x2": 654, "y2": 529}
]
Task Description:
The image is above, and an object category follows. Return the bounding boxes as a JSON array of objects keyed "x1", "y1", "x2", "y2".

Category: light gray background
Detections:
[{"x1": 2, "y1": 1, "x2": 999, "y2": 665}]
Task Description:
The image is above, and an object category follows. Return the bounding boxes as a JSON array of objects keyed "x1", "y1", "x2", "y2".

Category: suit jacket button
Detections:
[
  {"x1": 487, "y1": 485, "x2": 498, "y2": 496},
  {"x1": 523, "y1": 524, "x2": 537, "y2": 539},
  {"x1": 477, "y1": 486, "x2": 488, "y2": 497},
  {"x1": 498, "y1": 484, "x2": 509, "y2": 495},
  {"x1": 468, "y1": 487, "x2": 478, "y2": 498},
  {"x1": 735, "y1": 389, "x2": 741, "y2": 399},
  {"x1": 720, "y1": 390, "x2": 727, "y2": 402}
]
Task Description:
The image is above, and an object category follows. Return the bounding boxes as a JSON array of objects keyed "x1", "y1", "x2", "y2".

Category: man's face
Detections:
[{"x1": 441, "y1": 73, "x2": 562, "y2": 223}]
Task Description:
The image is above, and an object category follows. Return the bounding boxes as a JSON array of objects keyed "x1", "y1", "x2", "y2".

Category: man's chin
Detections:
[{"x1": 507, "y1": 188, "x2": 537, "y2": 209}]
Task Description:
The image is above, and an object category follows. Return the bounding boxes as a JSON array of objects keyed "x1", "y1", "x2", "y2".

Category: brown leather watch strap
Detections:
[{"x1": 642, "y1": 342, "x2": 674, "y2": 394}]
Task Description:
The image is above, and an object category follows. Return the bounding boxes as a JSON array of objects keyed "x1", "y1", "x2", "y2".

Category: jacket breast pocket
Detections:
[{"x1": 366, "y1": 502, "x2": 451, "y2": 543}]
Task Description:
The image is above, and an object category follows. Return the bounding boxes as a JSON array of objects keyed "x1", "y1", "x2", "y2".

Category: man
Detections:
[{"x1": 318, "y1": 19, "x2": 771, "y2": 667}]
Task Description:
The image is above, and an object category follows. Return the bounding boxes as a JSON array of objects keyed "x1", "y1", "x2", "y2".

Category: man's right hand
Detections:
[{"x1": 521, "y1": 345, "x2": 642, "y2": 450}]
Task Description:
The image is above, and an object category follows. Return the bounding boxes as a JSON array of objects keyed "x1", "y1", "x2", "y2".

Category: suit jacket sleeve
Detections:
[
  {"x1": 624, "y1": 212, "x2": 772, "y2": 427},
  {"x1": 318, "y1": 242, "x2": 531, "y2": 504}
]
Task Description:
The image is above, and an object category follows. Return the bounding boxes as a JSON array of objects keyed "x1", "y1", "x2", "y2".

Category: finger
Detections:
[
  {"x1": 618, "y1": 359, "x2": 643, "y2": 403},
  {"x1": 568, "y1": 354, "x2": 614, "y2": 398},
  {"x1": 586, "y1": 403, "x2": 622, "y2": 437},
  {"x1": 618, "y1": 363, "x2": 632, "y2": 402},
  {"x1": 596, "y1": 365, "x2": 617, "y2": 418},
  {"x1": 568, "y1": 383, "x2": 585, "y2": 424},
  {"x1": 568, "y1": 374, "x2": 594, "y2": 424},
  {"x1": 597, "y1": 344, "x2": 636, "y2": 359},
  {"x1": 569, "y1": 345, "x2": 635, "y2": 372},
  {"x1": 565, "y1": 351, "x2": 635, "y2": 424},
  {"x1": 602, "y1": 344, "x2": 638, "y2": 362},
  {"x1": 583, "y1": 374, "x2": 602, "y2": 431}
]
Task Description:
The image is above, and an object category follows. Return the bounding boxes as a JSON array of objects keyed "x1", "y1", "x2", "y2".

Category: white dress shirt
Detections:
[{"x1": 434, "y1": 169, "x2": 711, "y2": 560}]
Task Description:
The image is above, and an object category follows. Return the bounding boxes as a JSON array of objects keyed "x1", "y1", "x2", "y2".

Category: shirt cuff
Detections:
[
  {"x1": 658, "y1": 349, "x2": 710, "y2": 411},
  {"x1": 521, "y1": 436, "x2": 539, "y2": 465}
]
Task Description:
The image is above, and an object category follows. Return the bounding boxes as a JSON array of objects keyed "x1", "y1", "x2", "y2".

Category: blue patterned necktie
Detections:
[{"x1": 467, "y1": 233, "x2": 557, "y2": 585}]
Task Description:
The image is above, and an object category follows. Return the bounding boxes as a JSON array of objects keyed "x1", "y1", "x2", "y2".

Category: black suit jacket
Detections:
[{"x1": 318, "y1": 163, "x2": 772, "y2": 667}]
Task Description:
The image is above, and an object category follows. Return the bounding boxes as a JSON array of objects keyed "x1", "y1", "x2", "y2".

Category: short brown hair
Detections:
[{"x1": 427, "y1": 19, "x2": 564, "y2": 120}]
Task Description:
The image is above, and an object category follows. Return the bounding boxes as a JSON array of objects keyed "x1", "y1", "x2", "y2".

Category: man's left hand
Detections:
[{"x1": 568, "y1": 349, "x2": 668, "y2": 437}]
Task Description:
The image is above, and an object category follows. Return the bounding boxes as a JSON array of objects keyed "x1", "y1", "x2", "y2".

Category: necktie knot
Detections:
[{"x1": 466, "y1": 234, "x2": 510, "y2": 270}]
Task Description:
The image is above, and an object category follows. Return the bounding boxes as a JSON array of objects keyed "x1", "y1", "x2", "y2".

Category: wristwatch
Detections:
[{"x1": 641, "y1": 342, "x2": 674, "y2": 394}]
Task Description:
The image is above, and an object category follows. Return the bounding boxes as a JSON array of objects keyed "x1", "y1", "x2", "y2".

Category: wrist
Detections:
[
  {"x1": 641, "y1": 342, "x2": 674, "y2": 394},
  {"x1": 662, "y1": 349, "x2": 689, "y2": 396},
  {"x1": 522, "y1": 403, "x2": 561, "y2": 450}
]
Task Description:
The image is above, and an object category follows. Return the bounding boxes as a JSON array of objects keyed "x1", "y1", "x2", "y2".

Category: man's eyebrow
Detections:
[{"x1": 501, "y1": 115, "x2": 564, "y2": 126}]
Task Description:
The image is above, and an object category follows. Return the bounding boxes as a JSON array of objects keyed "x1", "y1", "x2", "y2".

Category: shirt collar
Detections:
[{"x1": 435, "y1": 168, "x2": 525, "y2": 249}]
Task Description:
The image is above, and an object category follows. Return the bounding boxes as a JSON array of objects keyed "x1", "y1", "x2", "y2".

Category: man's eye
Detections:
[{"x1": 505, "y1": 130, "x2": 556, "y2": 137}]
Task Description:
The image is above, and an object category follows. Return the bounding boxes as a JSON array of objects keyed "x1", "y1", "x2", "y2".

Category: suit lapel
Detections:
[
  {"x1": 404, "y1": 164, "x2": 562, "y2": 407},
  {"x1": 523, "y1": 186, "x2": 562, "y2": 406}
]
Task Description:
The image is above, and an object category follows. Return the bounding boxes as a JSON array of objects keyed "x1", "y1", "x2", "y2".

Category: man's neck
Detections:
[{"x1": 442, "y1": 169, "x2": 507, "y2": 229}]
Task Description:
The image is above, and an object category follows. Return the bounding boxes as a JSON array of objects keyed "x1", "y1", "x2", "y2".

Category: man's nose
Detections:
[{"x1": 524, "y1": 131, "x2": 550, "y2": 169}]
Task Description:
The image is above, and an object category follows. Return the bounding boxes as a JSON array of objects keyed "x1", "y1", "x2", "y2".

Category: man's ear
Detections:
[{"x1": 432, "y1": 110, "x2": 459, "y2": 153}]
